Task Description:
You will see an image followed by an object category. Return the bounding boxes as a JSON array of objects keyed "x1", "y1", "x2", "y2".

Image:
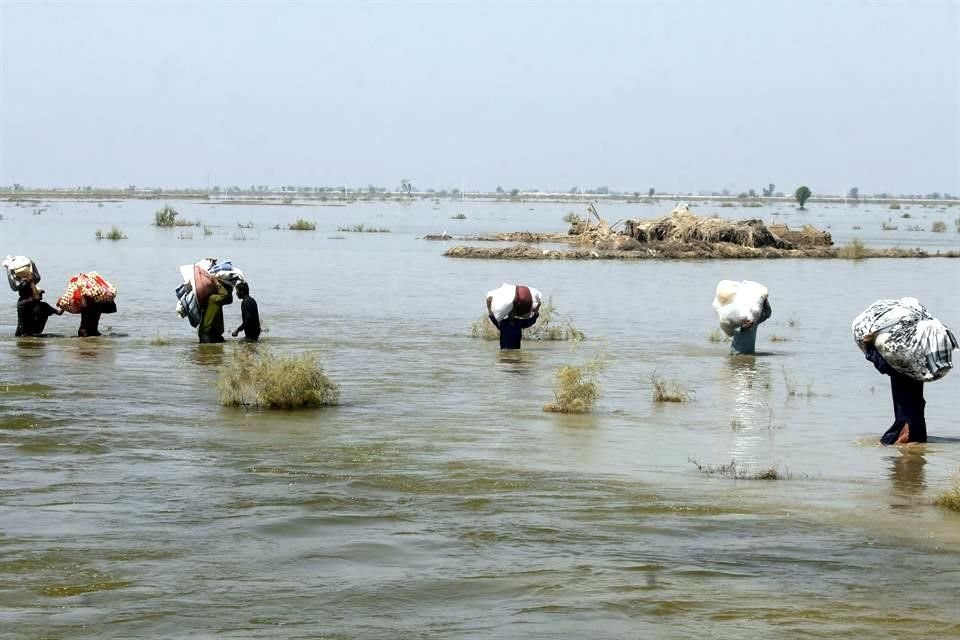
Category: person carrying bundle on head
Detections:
[
  {"x1": 485, "y1": 284, "x2": 542, "y2": 350},
  {"x1": 16, "y1": 281, "x2": 63, "y2": 336},
  {"x1": 198, "y1": 279, "x2": 233, "y2": 343},
  {"x1": 712, "y1": 280, "x2": 772, "y2": 355}
]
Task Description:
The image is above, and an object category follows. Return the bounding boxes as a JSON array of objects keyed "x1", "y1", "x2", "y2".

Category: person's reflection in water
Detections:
[
  {"x1": 496, "y1": 349, "x2": 533, "y2": 376},
  {"x1": 888, "y1": 450, "x2": 927, "y2": 502},
  {"x1": 723, "y1": 355, "x2": 774, "y2": 462}
]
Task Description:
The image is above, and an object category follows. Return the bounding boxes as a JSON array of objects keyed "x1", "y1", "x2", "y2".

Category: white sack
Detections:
[
  {"x1": 713, "y1": 280, "x2": 768, "y2": 336},
  {"x1": 486, "y1": 283, "x2": 543, "y2": 321}
]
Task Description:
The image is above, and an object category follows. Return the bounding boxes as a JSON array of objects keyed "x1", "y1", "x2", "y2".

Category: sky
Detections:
[{"x1": 1, "y1": 1, "x2": 958, "y2": 195}]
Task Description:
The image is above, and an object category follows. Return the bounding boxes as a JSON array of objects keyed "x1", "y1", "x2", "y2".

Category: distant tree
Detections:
[
  {"x1": 594, "y1": 185, "x2": 609, "y2": 195},
  {"x1": 451, "y1": 188, "x2": 461, "y2": 199},
  {"x1": 847, "y1": 186, "x2": 859, "y2": 200},
  {"x1": 569, "y1": 186, "x2": 579, "y2": 194},
  {"x1": 510, "y1": 188, "x2": 520, "y2": 197},
  {"x1": 748, "y1": 188, "x2": 757, "y2": 198},
  {"x1": 496, "y1": 186, "x2": 504, "y2": 194},
  {"x1": 762, "y1": 183, "x2": 775, "y2": 197},
  {"x1": 795, "y1": 186, "x2": 812, "y2": 209},
  {"x1": 648, "y1": 187, "x2": 655, "y2": 197},
  {"x1": 400, "y1": 179, "x2": 413, "y2": 196}
]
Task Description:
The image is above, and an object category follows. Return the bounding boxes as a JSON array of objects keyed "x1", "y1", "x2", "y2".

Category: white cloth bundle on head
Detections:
[{"x1": 713, "y1": 280, "x2": 768, "y2": 336}]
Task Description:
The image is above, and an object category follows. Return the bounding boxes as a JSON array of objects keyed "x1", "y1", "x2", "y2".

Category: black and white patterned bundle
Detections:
[{"x1": 852, "y1": 297, "x2": 958, "y2": 382}]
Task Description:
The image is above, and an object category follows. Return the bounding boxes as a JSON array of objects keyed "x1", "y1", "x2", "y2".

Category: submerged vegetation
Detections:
[
  {"x1": 836, "y1": 238, "x2": 868, "y2": 259},
  {"x1": 218, "y1": 348, "x2": 339, "y2": 409},
  {"x1": 688, "y1": 457, "x2": 788, "y2": 480},
  {"x1": 470, "y1": 298, "x2": 585, "y2": 341},
  {"x1": 95, "y1": 227, "x2": 127, "y2": 240},
  {"x1": 707, "y1": 328, "x2": 730, "y2": 343},
  {"x1": 935, "y1": 473, "x2": 960, "y2": 512},
  {"x1": 154, "y1": 204, "x2": 195, "y2": 227},
  {"x1": 288, "y1": 218, "x2": 316, "y2": 231},
  {"x1": 931, "y1": 221, "x2": 947, "y2": 233},
  {"x1": 651, "y1": 372, "x2": 692, "y2": 403},
  {"x1": 543, "y1": 356, "x2": 604, "y2": 414},
  {"x1": 336, "y1": 223, "x2": 390, "y2": 233}
]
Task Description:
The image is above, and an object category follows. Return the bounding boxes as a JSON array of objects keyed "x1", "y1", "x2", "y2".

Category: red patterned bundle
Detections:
[{"x1": 57, "y1": 272, "x2": 117, "y2": 314}]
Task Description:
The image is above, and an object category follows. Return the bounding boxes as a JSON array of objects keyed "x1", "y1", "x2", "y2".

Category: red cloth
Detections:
[
  {"x1": 513, "y1": 285, "x2": 533, "y2": 317},
  {"x1": 57, "y1": 272, "x2": 117, "y2": 313}
]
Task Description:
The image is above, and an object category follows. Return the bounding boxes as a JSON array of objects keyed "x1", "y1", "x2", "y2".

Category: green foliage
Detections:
[
  {"x1": 95, "y1": 226, "x2": 127, "y2": 240},
  {"x1": 936, "y1": 474, "x2": 960, "y2": 512},
  {"x1": 651, "y1": 371, "x2": 691, "y2": 403},
  {"x1": 450, "y1": 213, "x2": 467, "y2": 220},
  {"x1": 336, "y1": 223, "x2": 390, "y2": 232},
  {"x1": 218, "y1": 348, "x2": 339, "y2": 409},
  {"x1": 288, "y1": 218, "x2": 316, "y2": 231},
  {"x1": 149, "y1": 334, "x2": 171, "y2": 346},
  {"x1": 889, "y1": 202, "x2": 901, "y2": 210},
  {"x1": 153, "y1": 204, "x2": 193, "y2": 227},
  {"x1": 931, "y1": 221, "x2": 947, "y2": 233},
  {"x1": 794, "y1": 186, "x2": 812, "y2": 209}
]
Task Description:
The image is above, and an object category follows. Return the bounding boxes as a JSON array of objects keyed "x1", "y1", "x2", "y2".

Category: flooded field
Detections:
[{"x1": 2, "y1": 198, "x2": 960, "y2": 638}]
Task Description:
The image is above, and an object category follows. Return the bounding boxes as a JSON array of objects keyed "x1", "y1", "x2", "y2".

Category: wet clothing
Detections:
[
  {"x1": 16, "y1": 298, "x2": 58, "y2": 336},
  {"x1": 236, "y1": 296, "x2": 261, "y2": 341},
  {"x1": 730, "y1": 299, "x2": 772, "y2": 355},
  {"x1": 865, "y1": 345, "x2": 927, "y2": 444},
  {"x1": 198, "y1": 285, "x2": 233, "y2": 343},
  {"x1": 488, "y1": 311, "x2": 539, "y2": 350},
  {"x1": 78, "y1": 300, "x2": 116, "y2": 337}
]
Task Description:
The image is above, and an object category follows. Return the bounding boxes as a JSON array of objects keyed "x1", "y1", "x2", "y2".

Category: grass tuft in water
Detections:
[
  {"x1": 651, "y1": 371, "x2": 691, "y2": 402},
  {"x1": 450, "y1": 213, "x2": 467, "y2": 220},
  {"x1": 543, "y1": 356, "x2": 604, "y2": 414},
  {"x1": 931, "y1": 221, "x2": 947, "y2": 233},
  {"x1": 935, "y1": 472, "x2": 960, "y2": 512},
  {"x1": 836, "y1": 238, "x2": 868, "y2": 259},
  {"x1": 471, "y1": 298, "x2": 585, "y2": 342},
  {"x1": 707, "y1": 328, "x2": 730, "y2": 343},
  {"x1": 688, "y1": 457, "x2": 788, "y2": 480},
  {"x1": 769, "y1": 334, "x2": 791, "y2": 342},
  {"x1": 288, "y1": 218, "x2": 316, "y2": 231},
  {"x1": 95, "y1": 226, "x2": 127, "y2": 240},
  {"x1": 219, "y1": 347, "x2": 339, "y2": 409},
  {"x1": 154, "y1": 204, "x2": 194, "y2": 227},
  {"x1": 149, "y1": 334, "x2": 171, "y2": 347}
]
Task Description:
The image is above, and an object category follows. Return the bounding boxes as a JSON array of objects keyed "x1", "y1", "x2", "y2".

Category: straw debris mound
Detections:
[{"x1": 219, "y1": 347, "x2": 339, "y2": 409}]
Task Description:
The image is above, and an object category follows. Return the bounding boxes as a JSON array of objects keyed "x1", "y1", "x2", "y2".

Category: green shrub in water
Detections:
[
  {"x1": 931, "y1": 221, "x2": 947, "y2": 233},
  {"x1": 651, "y1": 371, "x2": 691, "y2": 402},
  {"x1": 288, "y1": 218, "x2": 316, "y2": 231},
  {"x1": 935, "y1": 474, "x2": 960, "y2": 512},
  {"x1": 95, "y1": 226, "x2": 127, "y2": 240},
  {"x1": 154, "y1": 204, "x2": 193, "y2": 227},
  {"x1": 219, "y1": 348, "x2": 339, "y2": 409},
  {"x1": 470, "y1": 298, "x2": 584, "y2": 342}
]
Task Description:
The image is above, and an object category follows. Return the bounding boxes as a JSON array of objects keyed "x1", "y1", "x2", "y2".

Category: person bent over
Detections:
[{"x1": 863, "y1": 334, "x2": 926, "y2": 445}]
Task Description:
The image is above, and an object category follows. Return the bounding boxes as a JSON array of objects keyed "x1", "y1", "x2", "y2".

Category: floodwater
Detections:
[{"x1": 1, "y1": 197, "x2": 959, "y2": 639}]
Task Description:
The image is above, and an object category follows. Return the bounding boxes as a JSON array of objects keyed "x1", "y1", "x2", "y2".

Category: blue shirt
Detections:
[{"x1": 488, "y1": 312, "x2": 539, "y2": 349}]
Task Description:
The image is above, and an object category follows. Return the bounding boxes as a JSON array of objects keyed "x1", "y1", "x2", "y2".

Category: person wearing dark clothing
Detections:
[
  {"x1": 77, "y1": 297, "x2": 117, "y2": 337},
  {"x1": 864, "y1": 336, "x2": 927, "y2": 445},
  {"x1": 15, "y1": 281, "x2": 62, "y2": 336},
  {"x1": 198, "y1": 282, "x2": 233, "y2": 343},
  {"x1": 231, "y1": 282, "x2": 260, "y2": 341},
  {"x1": 487, "y1": 312, "x2": 540, "y2": 349}
]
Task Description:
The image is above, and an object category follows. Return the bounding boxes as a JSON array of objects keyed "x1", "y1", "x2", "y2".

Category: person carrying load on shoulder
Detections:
[
  {"x1": 198, "y1": 279, "x2": 233, "y2": 343},
  {"x1": 485, "y1": 283, "x2": 542, "y2": 350},
  {"x1": 853, "y1": 297, "x2": 958, "y2": 446},
  {"x1": 231, "y1": 281, "x2": 260, "y2": 341},
  {"x1": 712, "y1": 280, "x2": 772, "y2": 355},
  {"x1": 15, "y1": 280, "x2": 63, "y2": 336}
]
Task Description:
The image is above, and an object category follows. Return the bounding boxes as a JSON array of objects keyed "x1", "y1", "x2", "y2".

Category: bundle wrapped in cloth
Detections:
[
  {"x1": 56, "y1": 272, "x2": 117, "y2": 313},
  {"x1": 487, "y1": 283, "x2": 543, "y2": 321},
  {"x1": 175, "y1": 257, "x2": 245, "y2": 327},
  {"x1": 712, "y1": 280, "x2": 769, "y2": 336},
  {"x1": 3, "y1": 255, "x2": 41, "y2": 291},
  {"x1": 852, "y1": 297, "x2": 958, "y2": 382}
]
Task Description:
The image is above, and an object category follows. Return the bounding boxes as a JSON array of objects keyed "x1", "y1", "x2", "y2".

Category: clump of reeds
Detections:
[
  {"x1": 651, "y1": 371, "x2": 691, "y2": 402},
  {"x1": 881, "y1": 221, "x2": 898, "y2": 231},
  {"x1": 931, "y1": 221, "x2": 947, "y2": 233},
  {"x1": 154, "y1": 204, "x2": 194, "y2": 227},
  {"x1": 149, "y1": 334, "x2": 171, "y2": 346},
  {"x1": 935, "y1": 473, "x2": 960, "y2": 512},
  {"x1": 450, "y1": 213, "x2": 467, "y2": 220},
  {"x1": 782, "y1": 367, "x2": 815, "y2": 398},
  {"x1": 836, "y1": 238, "x2": 868, "y2": 259},
  {"x1": 288, "y1": 219, "x2": 316, "y2": 231},
  {"x1": 336, "y1": 223, "x2": 390, "y2": 232},
  {"x1": 688, "y1": 457, "x2": 788, "y2": 480},
  {"x1": 889, "y1": 202, "x2": 901, "y2": 210},
  {"x1": 95, "y1": 227, "x2": 127, "y2": 240},
  {"x1": 543, "y1": 358, "x2": 603, "y2": 414},
  {"x1": 470, "y1": 298, "x2": 584, "y2": 341},
  {"x1": 769, "y1": 334, "x2": 790, "y2": 342},
  {"x1": 218, "y1": 348, "x2": 339, "y2": 409}
]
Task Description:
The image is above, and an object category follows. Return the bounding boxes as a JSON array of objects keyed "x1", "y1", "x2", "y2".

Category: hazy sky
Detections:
[{"x1": 1, "y1": 1, "x2": 958, "y2": 194}]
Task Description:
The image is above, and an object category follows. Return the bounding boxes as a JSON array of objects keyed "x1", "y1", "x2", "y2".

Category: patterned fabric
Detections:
[
  {"x1": 57, "y1": 272, "x2": 117, "y2": 314},
  {"x1": 852, "y1": 297, "x2": 957, "y2": 382}
]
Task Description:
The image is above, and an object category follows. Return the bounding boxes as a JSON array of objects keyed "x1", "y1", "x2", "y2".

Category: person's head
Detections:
[{"x1": 236, "y1": 281, "x2": 249, "y2": 299}]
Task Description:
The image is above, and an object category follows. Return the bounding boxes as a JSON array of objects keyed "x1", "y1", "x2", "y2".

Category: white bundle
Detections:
[
  {"x1": 712, "y1": 280, "x2": 768, "y2": 336},
  {"x1": 486, "y1": 283, "x2": 543, "y2": 321},
  {"x1": 3, "y1": 255, "x2": 40, "y2": 291},
  {"x1": 852, "y1": 297, "x2": 957, "y2": 381}
]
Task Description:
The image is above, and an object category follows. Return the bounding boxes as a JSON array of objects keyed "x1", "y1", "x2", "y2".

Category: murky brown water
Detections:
[{"x1": 2, "y1": 198, "x2": 959, "y2": 638}]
